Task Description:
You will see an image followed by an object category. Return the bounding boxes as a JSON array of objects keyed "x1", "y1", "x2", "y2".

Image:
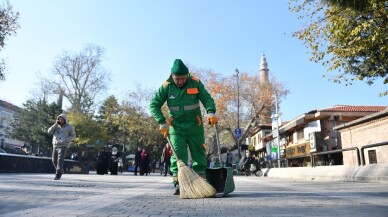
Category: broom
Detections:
[{"x1": 166, "y1": 136, "x2": 217, "y2": 199}]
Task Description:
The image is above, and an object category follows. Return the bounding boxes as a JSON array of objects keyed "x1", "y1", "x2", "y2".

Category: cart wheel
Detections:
[{"x1": 255, "y1": 170, "x2": 263, "y2": 177}]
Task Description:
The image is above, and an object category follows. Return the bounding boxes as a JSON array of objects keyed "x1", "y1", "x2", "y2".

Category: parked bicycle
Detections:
[
  {"x1": 250, "y1": 161, "x2": 263, "y2": 177},
  {"x1": 239, "y1": 154, "x2": 263, "y2": 177}
]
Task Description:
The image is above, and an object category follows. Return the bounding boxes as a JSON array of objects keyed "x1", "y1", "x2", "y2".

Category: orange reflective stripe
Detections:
[
  {"x1": 196, "y1": 115, "x2": 202, "y2": 126},
  {"x1": 187, "y1": 88, "x2": 199, "y2": 94},
  {"x1": 191, "y1": 76, "x2": 200, "y2": 82},
  {"x1": 163, "y1": 81, "x2": 170, "y2": 87}
]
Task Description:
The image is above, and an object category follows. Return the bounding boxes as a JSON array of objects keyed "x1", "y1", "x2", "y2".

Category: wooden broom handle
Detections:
[{"x1": 166, "y1": 136, "x2": 181, "y2": 162}]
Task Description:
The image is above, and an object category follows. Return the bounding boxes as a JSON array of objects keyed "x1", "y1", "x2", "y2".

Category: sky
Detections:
[{"x1": 0, "y1": 0, "x2": 386, "y2": 122}]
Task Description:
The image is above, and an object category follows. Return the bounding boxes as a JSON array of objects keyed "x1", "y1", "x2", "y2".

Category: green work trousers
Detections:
[{"x1": 170, "y1": 133, "x2": 207, "y2": 177}]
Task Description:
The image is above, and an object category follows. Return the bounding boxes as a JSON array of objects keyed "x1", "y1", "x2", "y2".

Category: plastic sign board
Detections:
[{"x1": 234, "y1": 128, "x2": 242, "y2": 139}]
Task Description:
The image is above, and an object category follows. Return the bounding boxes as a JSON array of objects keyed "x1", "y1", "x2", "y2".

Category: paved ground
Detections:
[{"x1": 0, "y1": 172, "x2": 387, "y2": 217}]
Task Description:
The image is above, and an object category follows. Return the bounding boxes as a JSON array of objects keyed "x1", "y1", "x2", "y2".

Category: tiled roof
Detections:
[
  {"x1": 317, "y1": 105, "x2": 387, "y2": 112},
  {"x1": 0, "y1": 99, "x2": 21, "y2": 111},
  {"x1": 334, "y1": 108, "x2": 388, "y2": 130}
]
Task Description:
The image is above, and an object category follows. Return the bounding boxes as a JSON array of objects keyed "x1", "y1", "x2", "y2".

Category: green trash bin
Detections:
[
  {"x1": 205, "y1": 166, "x2": 235, "y2": 197},
  {"x1": 205, "y1": 123, "x2": 235, "y2": 197}
]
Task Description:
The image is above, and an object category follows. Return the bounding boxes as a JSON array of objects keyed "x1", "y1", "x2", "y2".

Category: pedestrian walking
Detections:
[
  {"x1": 96, "y1": 148, "x2": 109, "y2": 175},
  {"x1": 110, "y1": 147, "x2": 120, "y2": 175},
  {"x1": 118, "y1": 156, "x2": 123, "y2": 174},
  {"x1": 139, "y1": 148, "x2": 150, "y2": 176},
  {"x1": 134, "y1": 147, "x2": 141, "y2": 175},
  {"x1": 47, "y1": 113, "x2": 76, "y2": 180},
  {"x1": 160, "y1": 159, "x2": 164, "y2": 175},
  {"x1": 151, "y1": 156, "x2": 157, "y2": 173},
  {"x1": 149, "y1": 58, "x2": 218, "y2": 195},
  {"x1": 226, "y1": 149, "x2": 234, "y2": 167},
  {"x1": 161, "y1": 143, "x2": 172, "y2": 176}
]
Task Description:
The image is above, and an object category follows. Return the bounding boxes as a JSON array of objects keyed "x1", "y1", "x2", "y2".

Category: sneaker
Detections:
[
  {"x1": 54, "y1": 174, "x2": 62, "y2": 180},
  {"x1": 173, "y1": 187, "x2": 180, "y2": 195}
]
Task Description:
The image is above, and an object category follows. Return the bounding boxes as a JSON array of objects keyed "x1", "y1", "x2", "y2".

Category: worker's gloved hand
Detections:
[
  {"x1": 159, "y1": 123, "x2": 169, "y2": 138},
  {"x1": 206, "y1": 113, "x2": 218, "y2": 126}
]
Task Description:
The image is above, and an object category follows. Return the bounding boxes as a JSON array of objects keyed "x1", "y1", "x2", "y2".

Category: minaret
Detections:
[
  {"x1": 259, "y1": 53, "x2": 272, "y2": 124},
  {"x1": 259, "y1": 54, "x2": 269, "y2": 84}
]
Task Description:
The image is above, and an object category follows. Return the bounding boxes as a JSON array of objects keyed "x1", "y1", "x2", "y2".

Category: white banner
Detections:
[{"x1": 304, "y1": 120, "x2": 321, "y2": 140}]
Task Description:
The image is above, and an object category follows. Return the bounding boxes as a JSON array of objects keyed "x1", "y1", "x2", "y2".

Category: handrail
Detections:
[
  {"x1": 310, "y1": 147, "x2": 360, "y2": 167},
  {"x1": 360, "y1": 141, "x2": 388, "y2": 165}
]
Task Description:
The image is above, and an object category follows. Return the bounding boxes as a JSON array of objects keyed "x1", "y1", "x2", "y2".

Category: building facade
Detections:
[
  {"x1": 248, "y1": 124, "x2": 272, "y2": 159},
  {"x1": 0, "y1": 100, "x2": 24, "y2": 153},
  {"x1": 256, "y1": 105, "x2": 387, "y2": 167},
  {"x1": 334, "y1": 108, "x2": 388, "y2": 165}
]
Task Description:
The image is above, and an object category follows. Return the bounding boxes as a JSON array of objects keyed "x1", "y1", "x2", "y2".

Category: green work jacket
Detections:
[{"x1": 150, "y1": 73, "x2": 216, "y2": 136}]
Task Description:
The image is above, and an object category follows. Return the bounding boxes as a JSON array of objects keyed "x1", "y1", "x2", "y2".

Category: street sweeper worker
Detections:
[{"x1": 149, "y1": 58, "x2": 218, "y2": 195}]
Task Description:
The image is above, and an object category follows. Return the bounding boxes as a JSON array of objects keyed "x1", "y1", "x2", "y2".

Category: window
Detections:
[
  {"x1": 297, "y1": 130, "x2": 304, "y2": 140},
  {"x1": 368, "y1": 150, "x2": 377, "y2": 164}
]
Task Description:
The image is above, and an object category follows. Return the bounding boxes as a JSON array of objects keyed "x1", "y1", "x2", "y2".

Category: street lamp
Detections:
[
  {"x1": 234, "y1": 69, "x2": 241, "y2": 159},
  {"x1": 273, "y1": 93, "x2": 281, "y2": 168}
]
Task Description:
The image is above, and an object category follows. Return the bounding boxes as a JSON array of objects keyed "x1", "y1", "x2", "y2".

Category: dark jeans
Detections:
[
  {"x1": 134, "y1": 162, "x2": 139, "y2": 175},
  {"x1": 52, "y1": 146, "x2": 68, "y2": 175},
  {"x1": 164, "y1": 159, "x2": 171, "y2": 176}
]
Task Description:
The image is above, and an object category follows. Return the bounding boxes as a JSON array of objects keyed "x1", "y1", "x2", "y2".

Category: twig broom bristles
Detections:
[{"x1": 167, "y1": 136, "x2": 217, "y2": 199}]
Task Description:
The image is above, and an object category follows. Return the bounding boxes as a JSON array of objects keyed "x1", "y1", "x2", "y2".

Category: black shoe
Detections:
[
  {"x1": 54, "y1": 174, "x2": 62, "y2": 180},
  {"x1": 173, "y1": 188, "x2": 180, "y2": 195}
]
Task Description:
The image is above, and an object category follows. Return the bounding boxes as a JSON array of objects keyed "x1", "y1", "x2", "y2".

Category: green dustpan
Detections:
[
  {"x1": 205, "y1": 166, "x2": 235, "y2": 197},
  {"x1": 205, "y1": 124, "x2": 235, "y2": 197}
]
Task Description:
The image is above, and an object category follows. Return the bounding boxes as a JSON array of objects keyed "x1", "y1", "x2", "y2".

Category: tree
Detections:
[
  {"x1": 0, "y1": 1, "x2": 20, "y2": 81},
  {"x1": 9, "y1": 99, "x2": 61, "y2": 156},
  {"x1": 117, "y1": 86, "x2": 164, "y2": 157},
  {"x1": 50, "y1": 44, "x2": 110, "y2": 113},
  {"x1": 289, "y1": 0, "x2": 388, "y2": 96},
  {"x1": 97, "y1": 95, "x2": 121, "y2": 145},
  {"x1": 95, "y1": 86, "x2": 165, "y2": 160},
  {"x1": 67, "y1": 111, "x2": 107, "y2": 147},
  {"x1": 191, "y1": 67, "x2": 288, "y2": 157},
  {"x1": 67, "y1": 111, "x2": 107, "y2": 162}
]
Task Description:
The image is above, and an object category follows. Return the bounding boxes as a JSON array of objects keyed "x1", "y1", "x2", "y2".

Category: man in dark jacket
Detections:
[
  {"x1": 96, "y1": 148, "x2": 109, "y2": 175},
  {"x1": 134, "y1": 146, "x2": 142, "y2": 175}
]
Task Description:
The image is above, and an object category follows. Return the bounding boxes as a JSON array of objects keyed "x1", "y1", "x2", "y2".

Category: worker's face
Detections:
[{"x1": 172, "y1": 74, "x2": 187, "y2": 88}]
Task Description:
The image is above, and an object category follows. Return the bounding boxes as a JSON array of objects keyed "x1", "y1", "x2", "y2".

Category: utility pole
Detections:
[
  {"x1": 235, "y1": 69, "x2": 241, "y2": 159},
  {"x1": 274, "y1": 93, "x2": 281, "y2": 168}
]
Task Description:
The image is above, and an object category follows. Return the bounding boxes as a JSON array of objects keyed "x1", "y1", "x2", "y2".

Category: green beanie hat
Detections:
[{"x1": 171, "y1": 59, "x2": 189, "y2": 75}]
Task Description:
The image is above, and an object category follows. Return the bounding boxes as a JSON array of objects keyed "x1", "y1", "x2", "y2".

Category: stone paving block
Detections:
[{"x1": 1, "y1": 173, "x2": 388, "y2": 217}]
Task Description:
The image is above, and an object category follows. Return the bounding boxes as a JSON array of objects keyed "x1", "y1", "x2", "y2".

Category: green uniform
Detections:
[{"x1": 150, "y1": 73, "x2": 216, "y2": 177}]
